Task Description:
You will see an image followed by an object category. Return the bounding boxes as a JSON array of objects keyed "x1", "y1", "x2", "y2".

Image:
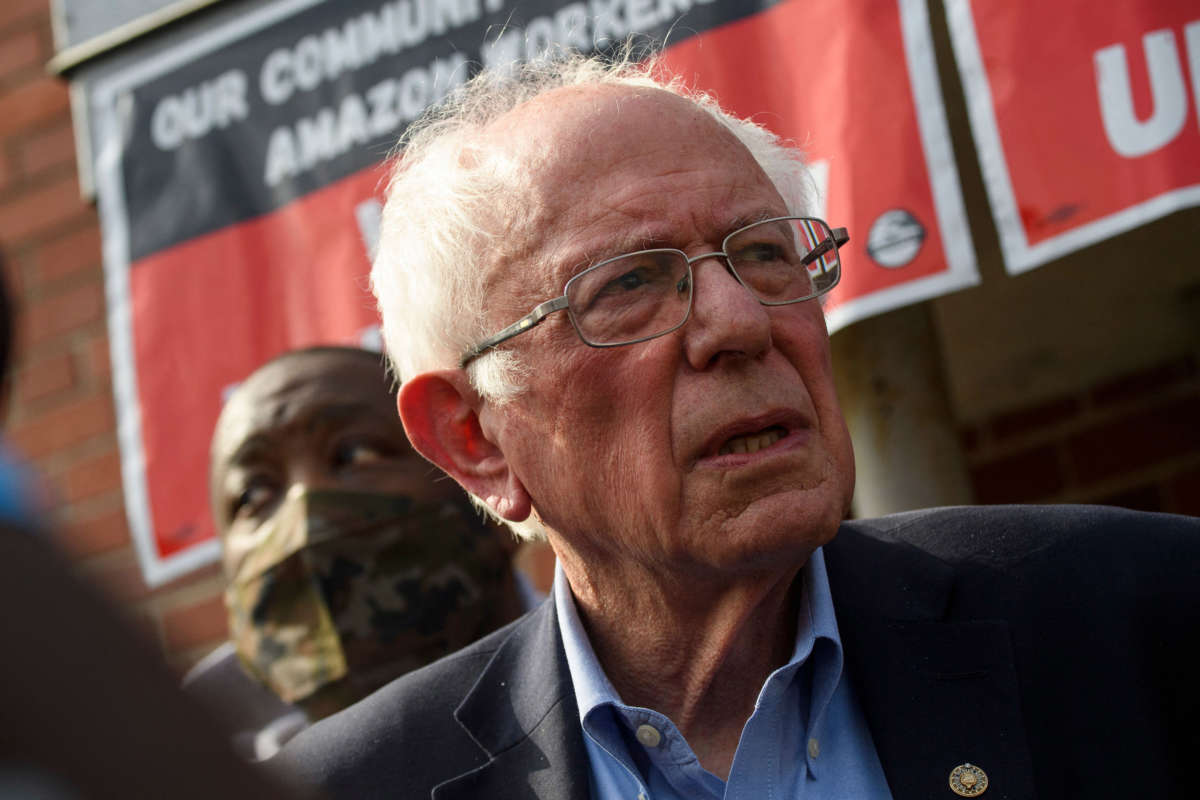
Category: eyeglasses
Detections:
[{"x1": 459, "y1": 216, "x2": 848, "y2": 367}]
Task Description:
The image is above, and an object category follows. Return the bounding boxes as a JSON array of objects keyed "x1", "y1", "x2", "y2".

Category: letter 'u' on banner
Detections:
[{"x1": 945, "y1": 0, "x2": 1200, "y2": 274}]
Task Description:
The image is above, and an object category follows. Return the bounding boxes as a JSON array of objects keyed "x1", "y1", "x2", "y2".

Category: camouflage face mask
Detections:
[{"x1": 223, "y1": 487, "x2": 515, "y2": 708}]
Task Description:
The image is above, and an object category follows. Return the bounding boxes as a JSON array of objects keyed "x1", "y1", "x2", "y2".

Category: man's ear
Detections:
[{"x1": 399, "y1": 370, "x2": 531, "y2": 522}]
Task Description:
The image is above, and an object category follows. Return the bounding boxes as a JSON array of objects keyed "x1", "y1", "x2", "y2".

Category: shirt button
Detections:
[
  {"x1": 635, "y1": 724, "x2": 662, "y2": 748},
  {"x1": 808, "y1": 737, "x2": 820, "y2": 759}
]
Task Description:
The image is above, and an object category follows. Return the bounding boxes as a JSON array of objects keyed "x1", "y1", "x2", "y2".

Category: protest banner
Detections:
[
  {"x1": 946, "y1": 0, "x2": 1200, "y2": 273},
  {"x1": 89, "y1": 0, "x2": 974, "y2": 584}
]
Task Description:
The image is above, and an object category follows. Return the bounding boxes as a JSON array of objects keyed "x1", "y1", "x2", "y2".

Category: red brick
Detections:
[
  {"x1": 57, "y1": 507, "x2": 131, "y2": 557},
  {"x1": 989, "y1": 395, "x2": 1083, "y2": 441},
  {"x1": 23, "y1": 279, "x2": 104, "y2": 344},
  {"x1": 170, "y1": 561, "x2": 223, "y2": 590},
  {"x1": 1089, "y1": 355, "x2": 1197, "y2": 408},
  {"x1": 970, "y1": 444, "x2": 1064, "y2": 504},
  {"x1": 59, "y1": 448, "x2": 123, "y2": 503},
  {"x1": 14, "y1": 350, "x2": 74, "y2": 402},
  {"x1": 0, "y1": 174, "x2": 88, "y2": 243},
  {"x1": 89, "y1": 559, "x2": 152, "y2": 603},
  {"x1": 90, "y1": 558, "x2": 222, "y2": 604},
  {"x1": 0, "y1": 0, "x2": 46, "y2": 29},
  {"x1": 0, "y1": 148, "x2": 11, "y2": 191},
  {"x1": 86, "y1": 332, "x2": 111, "y2": 378},
  {"x1": 7, "y1": 389, "x2": 113, "y2": 458},
  {"x1": 0, "y1": 29, "x2": 42, "y2": 81},
  {"x1": 1067, "y1": 393, "x2": 1200, "y2": 485},
  {"x1": 19, "y1": 119, "x2": 76, "y2": 177},
  {"x1": 0, "y1": 240, "x2": 24, "y2": 293},
  {"x1": 0, "y1": 77, "x2": 69, "y2": 139},
  {"x1": 163, "y1": 592, "x2": 229, "y2": 653},
  {"x1": 34, "y1": 223, "x2": 101, "y2": 285}
]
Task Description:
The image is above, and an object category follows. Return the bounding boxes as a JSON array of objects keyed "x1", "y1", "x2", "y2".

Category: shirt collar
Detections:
[
  {"x1": 554, "y1": 558, "x2": 627, "y2": 720},
  {"x1": 553, "y1": 547, "x2": 844, "y2": 725}
]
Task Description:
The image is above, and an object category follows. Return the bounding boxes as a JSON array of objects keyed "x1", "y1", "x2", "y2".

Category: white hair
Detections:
[{"x1": 371, "y1": 46, "x2": 816, "y2": 539}]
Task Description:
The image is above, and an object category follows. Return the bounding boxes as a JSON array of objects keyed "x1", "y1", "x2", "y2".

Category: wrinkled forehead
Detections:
[
  {"x1": 473, "y1": 85, "x2": 771, "y2": 297},
  {"x1": 211, "y1": 352, "x2": 395, "y2": 466},
  {"x1": 482, "y1": 85, "x2": 752, "y2": 204}
]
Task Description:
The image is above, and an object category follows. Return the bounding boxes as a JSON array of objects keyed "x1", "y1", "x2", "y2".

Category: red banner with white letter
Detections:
[
  {"x1": 660, "y1": 0, "x2": 978, "y2": 331},
  {"x1": 90, "y1": 0, "x2": 974, "y2": 585},
  {"x1": 945, "y1": 0, "x2": 1200, "y2": 274}
]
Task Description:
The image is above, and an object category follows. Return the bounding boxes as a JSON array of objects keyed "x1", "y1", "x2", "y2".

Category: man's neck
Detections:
[{"x1": 557, "y1": 547, "x2": 805, "y2": 780}]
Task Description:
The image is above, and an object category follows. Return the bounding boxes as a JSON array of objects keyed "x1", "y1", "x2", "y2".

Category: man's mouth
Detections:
[{"x1": 717, "y1": 426, "x2": 787, "y2": 456}]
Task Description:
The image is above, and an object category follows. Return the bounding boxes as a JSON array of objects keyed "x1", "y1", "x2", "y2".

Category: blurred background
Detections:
[{"x1": 0, "y1": 0, "x2": 1196, "y2": 676}]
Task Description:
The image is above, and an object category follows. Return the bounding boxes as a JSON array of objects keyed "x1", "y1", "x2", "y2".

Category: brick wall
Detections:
[
  {"x1": 963, "y1": 353, "x2": 1200, "y2": 517},
  {"x1": 0, "y1": 0, "x2": 228, "y2": 675}
]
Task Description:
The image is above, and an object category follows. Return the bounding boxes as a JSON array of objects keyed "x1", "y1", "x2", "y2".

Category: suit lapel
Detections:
[
  {"x1": 430, "y1": 522, "x2": 1040, "y2": 800},
  {"x1": 433, "y1": 601, "x2": 590, "y2": 800},
  {"x1": 826, "y1": 527, "x2": 1037, "y2": 800}
]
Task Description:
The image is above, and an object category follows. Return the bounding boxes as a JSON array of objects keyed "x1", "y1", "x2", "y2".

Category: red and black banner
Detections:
[
  {"x1": 946, "y1": 0, "x2": 1200, "y2": 273},
  {"x1": 90, "y1": 0, "x2": 975, "y2": 585}
]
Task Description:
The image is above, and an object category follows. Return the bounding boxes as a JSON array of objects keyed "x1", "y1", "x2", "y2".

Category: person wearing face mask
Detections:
[{"x1": 185, "y1": 345, "x2": 536, "y2": 761}]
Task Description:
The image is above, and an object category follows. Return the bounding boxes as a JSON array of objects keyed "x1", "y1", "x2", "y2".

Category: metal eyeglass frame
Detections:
[{"x1": 459, "y1": 217, "x2": 849, "y2": 367}]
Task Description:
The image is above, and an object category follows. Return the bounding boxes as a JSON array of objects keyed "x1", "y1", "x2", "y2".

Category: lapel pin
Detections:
[{"x1": 949, "y1": 763, "x2": 988, "y2": 797}]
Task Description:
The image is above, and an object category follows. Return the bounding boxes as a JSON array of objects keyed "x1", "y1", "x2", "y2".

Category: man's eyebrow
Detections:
[
  {"x1": 568, "y1": 232, "x2": 660, "y2": 274},
  {"x1": 303, "y1": 402, "x2": 391, "y2": 424},
  {"x1": 226, "y1": 434, "x2": 274, "y2": 468},
  {"x1": 728, "y1": 208, "x2": 785, "y2": 230},
  {"x1": 289, "y1": 402, "x2": 402, "y2": 444},
  {"x1": 225, "y1": 401, "x2": 396, "y2": 464},
  {"x1": 570, "y1": 209, "x2": 787, "y2": 273}
]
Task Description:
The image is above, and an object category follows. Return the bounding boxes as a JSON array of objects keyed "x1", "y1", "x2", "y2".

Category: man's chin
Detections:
[{"x1": 678, "y1": 489, "x2": 843, "y2": 574}]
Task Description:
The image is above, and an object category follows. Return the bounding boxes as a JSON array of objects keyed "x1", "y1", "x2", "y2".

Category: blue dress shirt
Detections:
[{"x1": 554, "y1": 548, "x2": 894, "y2": 800}]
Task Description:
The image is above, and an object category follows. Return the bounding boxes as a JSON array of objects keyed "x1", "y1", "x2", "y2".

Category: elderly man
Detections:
[
  {"x1": 281, "y1": 56, "x2": 1199, "y2": 799},
  {"x1": 189, "y1": 346, "x2": 533, "y2": 760}
]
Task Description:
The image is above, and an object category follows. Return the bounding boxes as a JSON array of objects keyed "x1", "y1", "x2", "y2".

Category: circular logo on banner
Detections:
[{"x1": 866, "y1": 209, "x2": 926, "y2": 268}]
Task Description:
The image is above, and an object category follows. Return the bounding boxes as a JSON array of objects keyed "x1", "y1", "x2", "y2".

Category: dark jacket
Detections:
[{"x1": 280, "y1": 505, "x2": 1200, "y2": 799}]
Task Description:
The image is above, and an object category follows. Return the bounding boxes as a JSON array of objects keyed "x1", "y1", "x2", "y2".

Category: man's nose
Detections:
[{"x1": 681, "y1": 255, "x2": 772, "y2": 370}]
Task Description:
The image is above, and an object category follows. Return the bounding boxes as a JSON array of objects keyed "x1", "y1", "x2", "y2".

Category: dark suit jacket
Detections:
[{"x1": 280, "y1": 505, "x2": 1200, "y2": 799}]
